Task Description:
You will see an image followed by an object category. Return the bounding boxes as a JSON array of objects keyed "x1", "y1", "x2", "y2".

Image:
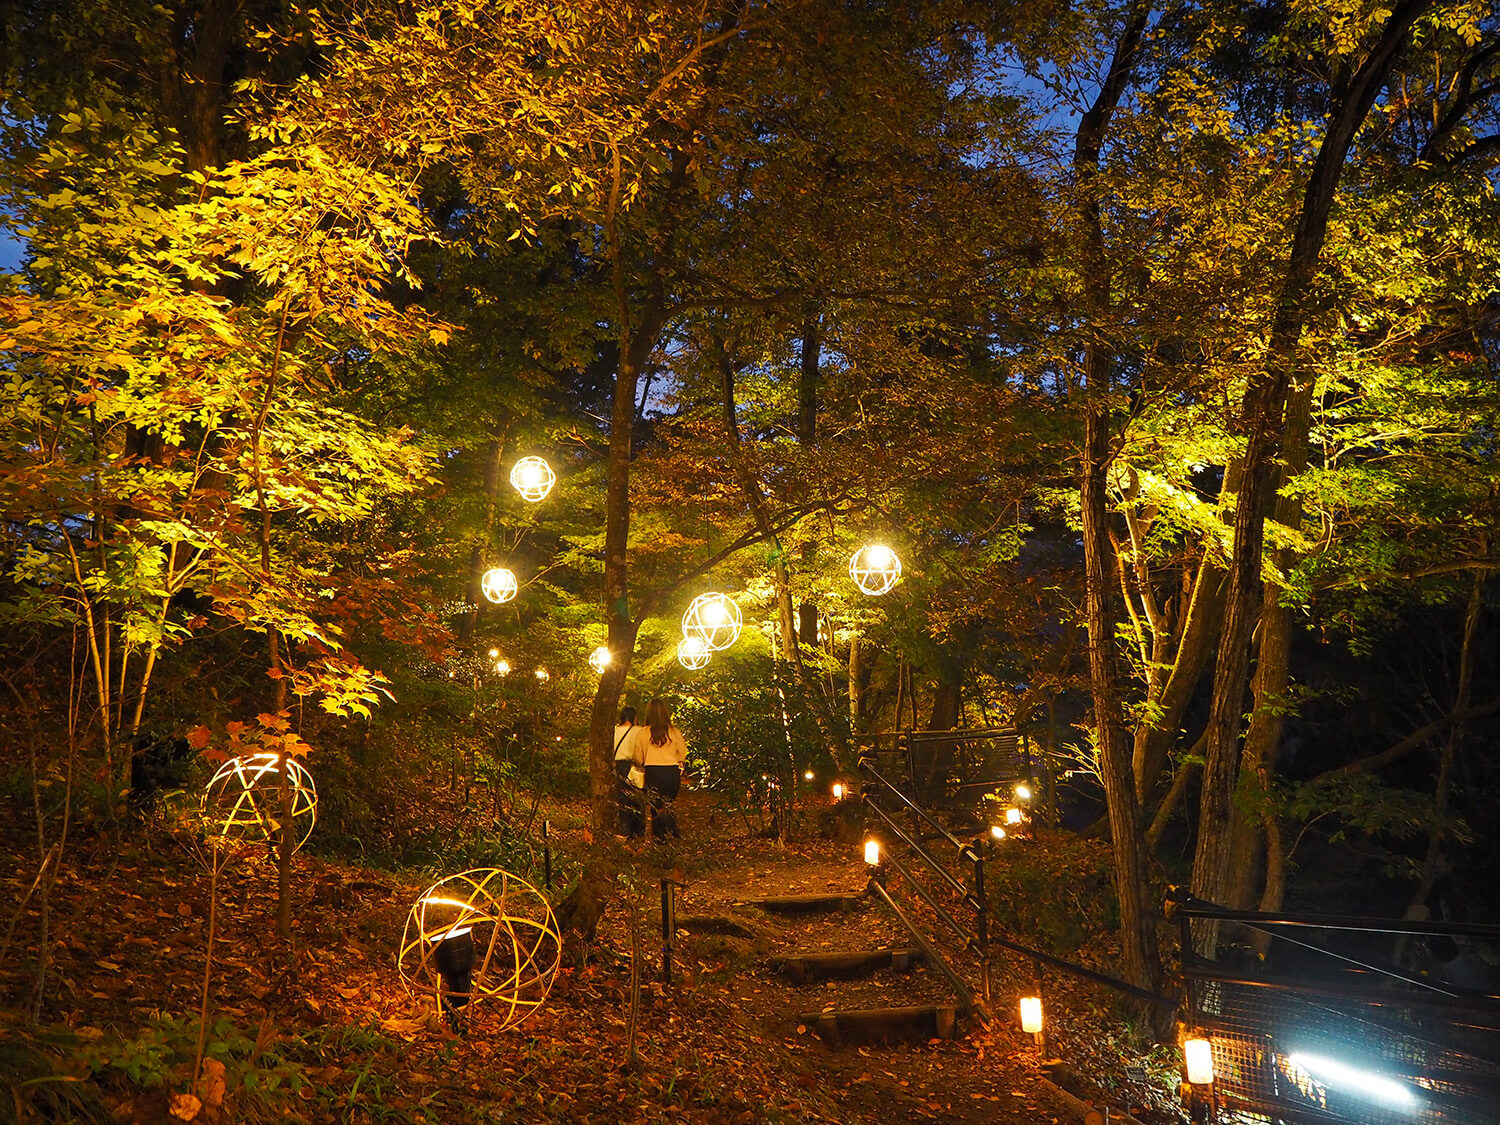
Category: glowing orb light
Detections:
[
  {"x1": 849, "y1": 544, "x2": 902, "y2": 595},
  {"x1": 677, "y1": 636, "x2": 712, "y2": 670},
  {"x1": 681, "y1": 592, "x2": 742, "y2": 651},
  {"x1": 202, "y1": 753, "x2": 317, "y2": 853},
  {"x1": 495, "y1": 660, "x2": 510, "y2": 675},
  {"x1": 481, "y1": 567, "x2": 518, "y2": 604},
  {"x1": 534, "y1": 667, "x2": 549, "y2": 682},
  {"x1": 398, "y1": 868, "x2": 561, "y2": 1033},
  {"x1": 588, "y1": 646, "x2": 611, "y2": 674},
  {"x1": 509, "y1": 457, "x2": 556, "y2": 503}
]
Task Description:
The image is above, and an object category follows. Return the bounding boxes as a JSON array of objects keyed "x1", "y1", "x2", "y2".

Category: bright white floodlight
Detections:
[
  {"x1": 509, "y1": 457, "x2": 556, "y2": 502},
  {"x1": 1285, "y1": 1053, "x2": 1416, "y2": 1110},
  {"x1": 480, "y1": 567, "x2": 518, "y2": 604},
  {"x1": 849, "y1": 544, "x2": 902, "y2": 595},
  {"x1": 681, "y1": 593, "x2": 742, "y2": 651}
]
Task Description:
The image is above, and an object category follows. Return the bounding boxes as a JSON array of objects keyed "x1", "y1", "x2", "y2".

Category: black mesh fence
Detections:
[{"x1": 1182, "y1": 912, "x2": 1500, "y2": 1125}]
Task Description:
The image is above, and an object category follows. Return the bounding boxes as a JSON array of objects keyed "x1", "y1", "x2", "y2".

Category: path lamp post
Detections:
[{"x1": 1182, "y1": 1036, "x2": 1217, "y2": 1122}]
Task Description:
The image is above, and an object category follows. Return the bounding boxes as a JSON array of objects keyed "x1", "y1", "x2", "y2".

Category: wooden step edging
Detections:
[
  {"x1": 740, "y1": 891, "x2": 867, "y2": 914},
  {"x1": 773, "y1": 947, "x2": 925, "y2": 983},
  {"x1": 797, "y1": 1003, "x2": 962, "y2": 1045}
]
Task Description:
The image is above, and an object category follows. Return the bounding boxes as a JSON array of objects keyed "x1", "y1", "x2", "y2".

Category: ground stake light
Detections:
[
  {"x1": 832, "y1": 782, "x2": 845, "y2": 801},
  {"x1": 589, "y1": 646, "x2": 611, "y2": 674},
  {"x1": 1015, "y1": 782, "x2": 1032, "y2": 801},
  {"x1": 1184, "y1": 1037, "x2": 1215, "y2": 1086},
  {"x1": 1020, "y1": 995, "x2": 1044, "y2": 1035},
  {"x1": 863, "y1": 838, "x2": 881, "y2": 866},
  {"x1": 202, "y1": 752, "x2": 317, "y2": 853},
  {"x1": 849, "y1": 544, "x2": 902, "y2": 596},
  {"x1": 399, "y1": 869, "x2": 561, "y2": 1034},
  {"x1": 681, "y1": 593, "x2": 742, "y2": 651},
  {"x1": 481, "y1": 567, "x2": 518, "y2": 604},
  {"x1": 509, "y1": 456, "x2": 556, "y2": 503}
]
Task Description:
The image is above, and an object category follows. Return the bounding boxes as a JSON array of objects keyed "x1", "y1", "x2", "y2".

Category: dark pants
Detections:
[
  {"x1": 644, "y1": 765, "x2": 682, "y2": 840},
  {"x1": 615, "y1": 760, "x2": 644, "y2": 837}
]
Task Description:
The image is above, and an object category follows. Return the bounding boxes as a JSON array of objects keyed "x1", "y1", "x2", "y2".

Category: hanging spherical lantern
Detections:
[
  {"x1": 398, "y1": 868, "x2": 561, "y2": 1033},
  {"x1": 588, "y1": 646, "x2": 612, "y2": 674},
  {"x1": 677, "y1": 635, "x2": 712, "y2": 670},
  {"x1": 480, "y1": 567, "x2": 518, "y2": 604},
  {"x1": 849, "y1": 544, "x2": 902, "y2": 596},
  {"x1": 202, "y1": 752, "x2": 318, "y2": 853},
  {"x1": 681, "y1": 592, "x2": 742, "y2": 651},
  {"x1": 509, "y1": 457, "x2": 556, "y2": 503}
]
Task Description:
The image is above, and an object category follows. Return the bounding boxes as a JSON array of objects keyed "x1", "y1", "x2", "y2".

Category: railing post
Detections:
[{"x1": 972, "y1": 838, "x2": 992, "y2": 1006}]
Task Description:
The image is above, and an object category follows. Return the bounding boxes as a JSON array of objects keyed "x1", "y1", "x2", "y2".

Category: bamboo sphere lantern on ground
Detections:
[
  {"x1": 849, "y1": 544, "x2": 902, "y2": 595},
  {"x1": 202, "y1": 752, "x2": 317, "y2": 853},
  {"x1": 681, "y1": 592, "x2": 742, "y2": 651},
  {"x1": 509, "y1": 457, "x2": 556, "y2": 503},
  {"x1": 480, "y1": 567, "x2": 518, "y2": 604},
  {"x1": 399, "y1": 868, "x2": 562, "y2": 1033},
  {"x1": 677, "y1": 635, "x2": 712, "y2": 670}
]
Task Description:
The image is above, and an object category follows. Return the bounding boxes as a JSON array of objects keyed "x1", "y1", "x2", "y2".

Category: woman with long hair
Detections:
[{"x1": 629, "y1": 697, "x2": 688, "y2": 840}]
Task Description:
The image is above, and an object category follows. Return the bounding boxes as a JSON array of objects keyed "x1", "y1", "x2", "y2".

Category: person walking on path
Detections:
[
  {"x1": 612, "y1": 706, "x2": 644, "y2": 838},
  {"x1": 630, "y1": 697, "x2": 687, "y2": 841}
]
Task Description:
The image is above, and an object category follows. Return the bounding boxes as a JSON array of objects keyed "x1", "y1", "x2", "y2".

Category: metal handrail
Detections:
[
  {"x1": 879, "y1": 840, "x2": 978, "y2": 948},
  {"x1": 1172, "y1": 894, "x2": 1500, "y2": 939},
  {"x1": 858, "y1": 757, "x2": 974, "y2": 858},
  {"x1": 863, "y1": 796, "x2": 975, "y2": 906},
  {"x1": 988, "y1": 931, "x2": 1177, "y2": 1009},
  {"x1": 867, "y1": 876, "x2": 988, "y2": 1021}
]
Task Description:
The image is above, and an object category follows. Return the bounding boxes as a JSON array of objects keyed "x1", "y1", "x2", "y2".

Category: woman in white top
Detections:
[
  {"x1": 630, "y1": 697, "x2": 687, "y2": 840},
  {"x1": 612, "y1": 707, "x2": 643, "y2": 837}
]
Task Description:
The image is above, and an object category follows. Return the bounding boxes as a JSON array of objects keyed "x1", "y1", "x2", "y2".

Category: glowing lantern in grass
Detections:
[
  {"x1": 534, "y1": 667, "x2": 549, "y2": 682},
  {"x1": 1184, "y1": 1038, "x2": 1215, "y2": 1085},
  {"x1": 681, "y1": 593, "x2": 741, "y2": 651},
  {"x1": 990, "y1": 824, "x2": 1007, "y2": 840},
  {"x1": 509, "y1": 457, "x2": 556, "y2": 503},
  {"x1": 832, "y1": 782, "x2": 845, "y2": 801},
  {"x1": 589, "y1": 646, "x2": 612, "y2": 674},
  {"x1": 399, "y1": 868, "x2": 562, "y2": 1033},
  {"x1": 202, "y1": 753, "x2": 318, "y2": 853},
  {"x1": 1020, "y1": 995, "x2": 1044, "y2": 1035},
  {"x1": 849, "y1": 544, "x2": 902, "y2": 595},
  {"x1": 677, "y1": 636, "x2": 711, "y2": 670},
  {"x1": 1015, "y1": 782, "x2": 1032, "y2": 801},
  {"x1": 863, "y1": 838, "x2": 881, "y2": 866},
  {"x1": 1005, "y1": 806, "x2": 1024, "y2": 826},
  {"x1": 481, "y1": 567, "x2": 518, "y2": 604},
  {"x1": 495, "y1": 660, "x2": 510, "y2": 675}
]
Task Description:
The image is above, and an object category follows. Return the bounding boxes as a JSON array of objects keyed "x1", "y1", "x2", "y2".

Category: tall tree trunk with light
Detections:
[
  {"x1": 1190, "y1": 2, "x2": 1432, "y2": 951},
  {"x1": 1073, "y1": 0, "x2": 1159, "y2": 999}
]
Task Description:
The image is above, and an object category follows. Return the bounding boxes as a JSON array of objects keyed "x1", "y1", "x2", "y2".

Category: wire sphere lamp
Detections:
[
  {"x1": 202, "y1": 752, "x2": 317, "y2": 853},
  {"x1": 849, "y1": 544, "x2": 902, "y2": 596},
  {"x1": 681, "y1": 592, "x2": 742, "y2": 651},
  {"x1": 398, "y1": 868, "x2": 562, "y2": 1033},
  {"x1": 588, "y1": 646, "x2": 612, "y2": 674},
  {"x1": 509, "y1": 457, "x2": 556, "y2": 503},
  {"x1": 677, "y1": 635, "x2": 712, "y2": 670},
  {"x1": 480, "y1": 567, "x2": 518, "y2": 604}
]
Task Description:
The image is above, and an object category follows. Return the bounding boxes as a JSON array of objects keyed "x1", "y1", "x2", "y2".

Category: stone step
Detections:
[
  {"x1": 773, "y1": 947, "x2": 925, "y2": 983},
  {"x1": 740, "y1": 892, "x2": 866, "y2": 914},
  {"x1": 798, "y1": 1003, "x2": 961, "y2": 1045}
]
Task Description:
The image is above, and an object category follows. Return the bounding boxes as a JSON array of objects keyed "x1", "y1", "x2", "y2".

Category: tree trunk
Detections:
[
  {"x1": 797, "y1": 310, "x2": 819, "y2": 445},
  {"x1": 1072, "y1": 0, "x2": 1159, "y2": 999},
  {"x1": 1190, "y1": 3, "x2": 1430, "y2": 950}
]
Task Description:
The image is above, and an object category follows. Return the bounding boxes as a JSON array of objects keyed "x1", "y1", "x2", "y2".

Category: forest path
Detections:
[{"x1": 617, "y1": 787, "x2": 1085, "y2": 1125}]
